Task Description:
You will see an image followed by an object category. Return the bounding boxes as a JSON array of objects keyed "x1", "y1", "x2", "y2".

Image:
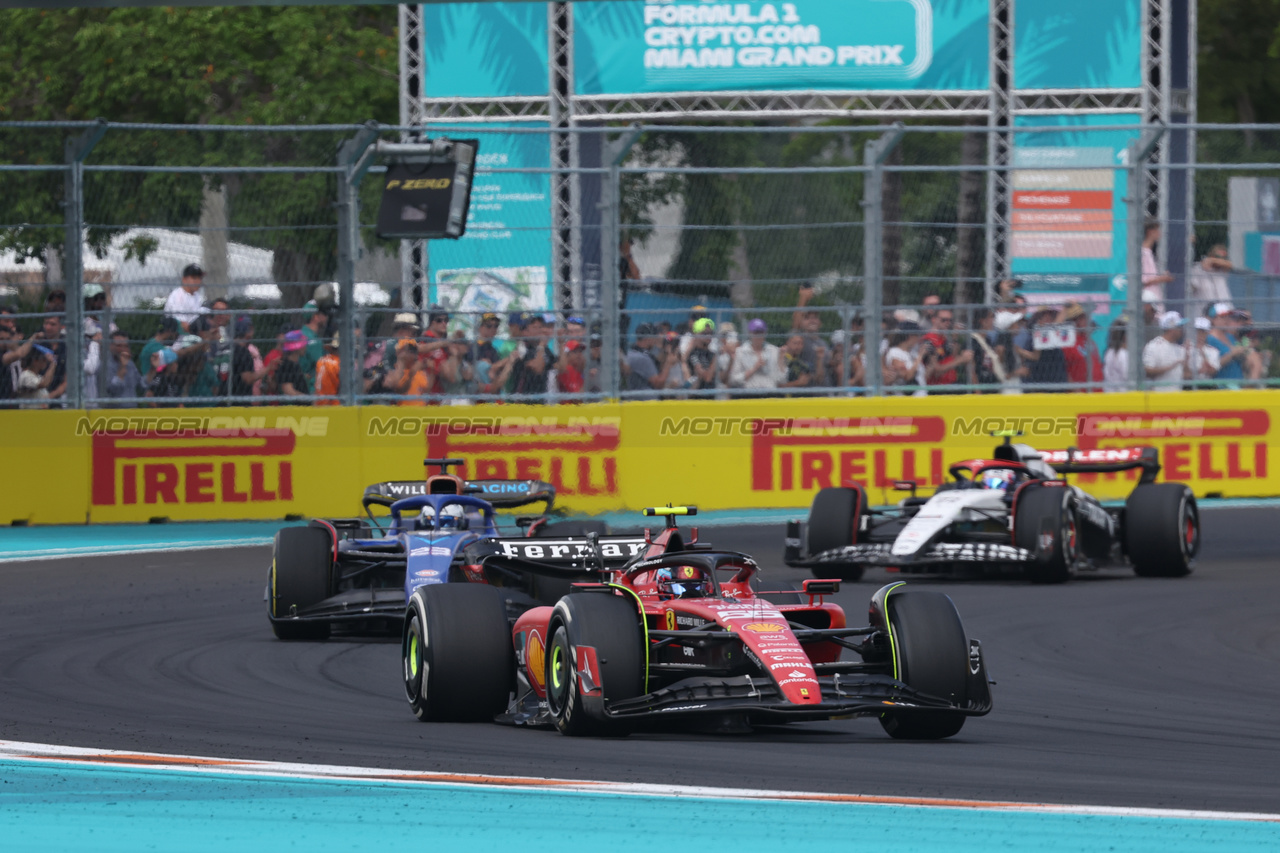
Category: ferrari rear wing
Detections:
[
  {"x1": 1037, "y1": 446, "x2": 1161, "y2": 483},
  {"x1": 463, "y1": 535, "x2": 649, "y2": 577}
]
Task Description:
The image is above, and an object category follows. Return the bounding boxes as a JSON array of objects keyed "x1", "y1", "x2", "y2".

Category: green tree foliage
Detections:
[
  {"x1": 1198, "y1": 0, "x2": 1280, "y2": 124},
  {"x1": 0, "y1": 6, "x2": 398, "y2": 288},
  {"x1": 1194, "y1": 1, "x2": 1280, "y2": 249},
  {"x1": 623, "y1": 124, "x2": 976, "y2": 316}
]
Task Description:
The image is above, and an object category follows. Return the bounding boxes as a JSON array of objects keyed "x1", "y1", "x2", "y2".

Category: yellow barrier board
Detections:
[
  {"x1": 0, "y1": 391, "x2": 1274, "y2": 525},
  {"x1": 620, "y1": 393, "x2": 1277, "y2": 509}
]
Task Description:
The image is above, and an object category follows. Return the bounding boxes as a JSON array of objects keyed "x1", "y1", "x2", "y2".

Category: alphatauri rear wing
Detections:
[{"x1": 1037, "y1": 446, "x2": 1160, "y2": 483}]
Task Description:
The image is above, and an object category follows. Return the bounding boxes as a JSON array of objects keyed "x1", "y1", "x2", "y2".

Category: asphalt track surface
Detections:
[{"x1": 1, "y1": 508, "x2": 1277, "y2": 813}]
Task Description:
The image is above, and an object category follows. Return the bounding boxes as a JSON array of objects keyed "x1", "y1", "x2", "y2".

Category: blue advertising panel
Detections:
[
  {"x1": 1010, "y1": 115, "x2": 1141, "y2": 341},
  {"x1": 424, "y1": 2, "x2": 549, "y2": 97},
  {"x1": 1013, "y1": 0, "x2": 1142, "y2": 90},
  {"x1": 427, "y1": 127, "x2": 554, "y2": 316},
  {"x1": 573, "y1": 0, "x2": 990, "y2": 95}
]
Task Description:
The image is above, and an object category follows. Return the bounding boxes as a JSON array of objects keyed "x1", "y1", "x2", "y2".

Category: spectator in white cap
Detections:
[
  {"x1": 164, "y1": 263, "x2": 207, "y2": 331},
  {"x1": 1185, "y1": 316, "x2": 1221, "y2": 387},
  {"x1": 375, "y1": 312, "x2": 421, "y2": 372},
  {"x1": 1205, "y1": 302, "x2": 1252, "y2": 386},
  {"x1": 1142, "y1": 311, "x2": 1187, "y2": 391}
]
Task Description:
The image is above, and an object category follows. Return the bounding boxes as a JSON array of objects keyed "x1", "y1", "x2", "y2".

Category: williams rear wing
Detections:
[
  {"x1": 361, "y1": 479, "x2": 556, "y2": 512},
  {"x1": 463, "y1": 479, "x2": 556, "y2": 511},
  {"x1": 1037, "y1": 446, "x2": 1161, "y2": 484}
]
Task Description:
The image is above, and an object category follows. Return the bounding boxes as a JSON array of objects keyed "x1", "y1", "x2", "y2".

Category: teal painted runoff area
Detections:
[
  {"x1": 2, "y1": 760, "x2": 1277, "y2": 853},
  {"x1": 0, "y1": 509, "x2": 789, "y2": 562},
  {"x1": 0, "y1": 499, "x2": 1272, "y2": 562}
]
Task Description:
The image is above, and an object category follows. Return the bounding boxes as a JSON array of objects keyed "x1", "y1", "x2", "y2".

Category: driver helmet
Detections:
[
  {"x1": 655, "y1": 565, "x2": 709, "y2": 599},
  {"x1": 979, "y1": 468, "x2": 1018, "y2": 492},
  {"x1": 414, "y1": 505, "x2": 436, "y2": 530},
  {"x1": 437, "y1": 503, "x2": 466, "y2": 529}
]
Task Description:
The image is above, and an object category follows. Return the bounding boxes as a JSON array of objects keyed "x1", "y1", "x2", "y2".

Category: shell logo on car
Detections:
[{"x1": 742, "y1": 622, "x2": 787, "y2": 634}]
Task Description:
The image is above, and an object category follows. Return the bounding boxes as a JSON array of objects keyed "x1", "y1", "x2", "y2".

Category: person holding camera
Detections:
[
  {"x1": 780, "y1": 333, "x2": 814, "y2": 393},
  {"x1": 684, "y1": 318, "x2": 718, "y2": 392},
  {"x1": 625, "y1": 323, "x2": 679, "y2": 398},
  {"x1": 17, "y1": 344, "x2": 58, "y2": 406}
]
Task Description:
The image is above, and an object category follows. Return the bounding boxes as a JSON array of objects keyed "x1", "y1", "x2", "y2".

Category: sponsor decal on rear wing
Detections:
[
  {"x1": 463, "y1": 479, "x2": 556, "y2": 510},
  {"x1": 464, "y1": 535, "x2": 648, "y2": 575},
  {"x1": 1036, "y1": 446, "x2": 1161, "y2": 482},
  {"x1": 360, "y1": 479, "x2": 555, "y2": 511}
]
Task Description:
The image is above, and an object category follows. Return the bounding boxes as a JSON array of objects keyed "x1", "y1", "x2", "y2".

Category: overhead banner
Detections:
[
  {"x1": 573, "y1": 0, "x2": 990, "y2": 95},
  {"x1": 427, "y1": 126, "x2": 555, "y2": 316},
  {"x1": 1013, "y1": 0, "x2": 1142, "y2": 90},
  {"x1": 3, "y1": 392, "x2": 1276, "y2": 526},
  {"x1": 424, "y1": 2, "x2": 549, "y2": 97}
]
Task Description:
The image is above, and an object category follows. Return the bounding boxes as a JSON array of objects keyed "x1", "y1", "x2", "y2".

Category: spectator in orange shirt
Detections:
[
  {"x1": 382, "y1": 339, "x2": 423, "y2": 405},
  {"x1": 314, "y1": 333, "x2": 341, "y2": 405}
]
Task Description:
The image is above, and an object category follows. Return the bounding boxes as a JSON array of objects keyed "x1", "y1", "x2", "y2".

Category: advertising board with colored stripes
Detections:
[{"x1": 1, "y1": 392, "x2": 1275, "y2": 525}]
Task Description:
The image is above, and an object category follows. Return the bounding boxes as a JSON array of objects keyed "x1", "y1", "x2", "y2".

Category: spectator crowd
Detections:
[{"x1": 0, "y1": 258, "x2": 1273, "y2": 408}]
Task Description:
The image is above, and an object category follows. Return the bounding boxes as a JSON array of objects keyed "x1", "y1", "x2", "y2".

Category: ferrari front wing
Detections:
[{"x1": 604, "y1": 669, "x2": 993, "y2": 723}]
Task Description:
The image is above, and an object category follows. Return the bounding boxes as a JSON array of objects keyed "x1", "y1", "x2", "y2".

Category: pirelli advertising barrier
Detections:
[{"x1": 1, "y1": 392, "x2": 1276, "y2": 525}]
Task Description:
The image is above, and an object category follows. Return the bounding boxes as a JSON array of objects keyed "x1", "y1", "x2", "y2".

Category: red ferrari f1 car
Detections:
[{"x1": 401, "y1": 506, "x2": 992, "y2": 739}]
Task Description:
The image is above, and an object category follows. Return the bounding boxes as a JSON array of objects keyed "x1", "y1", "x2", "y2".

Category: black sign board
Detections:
[{"x1": 376, "y1": 141, "x2": 476, "y2": 240}]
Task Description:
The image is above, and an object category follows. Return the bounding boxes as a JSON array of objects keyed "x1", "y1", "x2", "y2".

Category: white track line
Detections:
[
  {"x1": 0, "y1": 539, "x2": 272, "y2": 563},
  {"x1": 2, "y1": 740, "x2": 1277, "y2": 823}
]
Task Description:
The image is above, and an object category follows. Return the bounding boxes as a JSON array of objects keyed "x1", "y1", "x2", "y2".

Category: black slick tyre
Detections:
[
  {"x1": 806, "y1": 486, "x2": 866, "y2": 582},
  {"x1": 1013, "y1": 486, "x2": 1077, "y2": 584},
  {"x1": 403, "y1": 584, "x2": 513, "y2": 722},
  {"x1": 879, "y1": 591, "x2": 969, "y2": 740},
  {"x1": 1125, "y1": 484, "x2": 1198, "y2": 577},
  {"x1": 269, "y1": 527, "x2": 333, "y2": 640},
  {"x1": 545, "y1": 592, "x2": 643, "y2": 736}
]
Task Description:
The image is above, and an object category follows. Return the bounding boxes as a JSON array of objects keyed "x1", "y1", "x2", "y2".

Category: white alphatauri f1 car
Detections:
[{"x1": 784, "y1": 436, "x2": 1200, "y2": 584}]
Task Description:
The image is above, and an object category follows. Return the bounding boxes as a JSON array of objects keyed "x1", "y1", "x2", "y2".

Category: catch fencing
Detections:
[{"x1": 1, "y1": 120, "x2": 1277, "y2": 408}]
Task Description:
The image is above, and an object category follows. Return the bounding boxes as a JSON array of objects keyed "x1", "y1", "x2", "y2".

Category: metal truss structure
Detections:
[
  {"x1": 985, "y1": 0, "x2": 1014, "y2": 293},
  {"x1": 399, "y1": 0, "x2": 1193, "y2": 308},
  {"x1": 398, "y1": 4, "x2": 428, "y2": 309},
  {"x1": 549, "y1": 2, "x2": 580, "y2": 306}
]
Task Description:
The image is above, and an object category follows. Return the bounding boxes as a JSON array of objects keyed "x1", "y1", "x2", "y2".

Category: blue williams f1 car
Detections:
[{"x1": 267, "y1": 459, "x2": 625, "y2": 640}]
